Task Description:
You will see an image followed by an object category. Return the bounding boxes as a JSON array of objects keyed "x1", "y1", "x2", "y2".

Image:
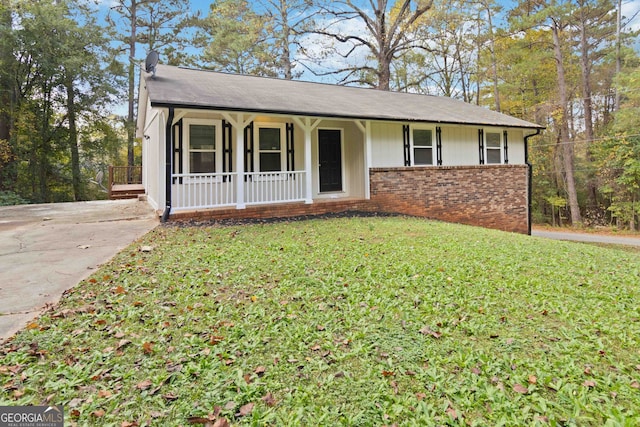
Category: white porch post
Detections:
[
  {"x1": 293, "y1": 117, "x2": 321, "y2": 204},
  {"x1": 355, "y1": 120, "x2": 372, "y2": 200},
  {"x1": 222, "y1": 112, "x2": 254, "y2": 209}
]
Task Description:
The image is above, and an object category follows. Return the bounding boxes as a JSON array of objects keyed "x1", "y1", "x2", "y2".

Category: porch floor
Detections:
[{"x1": 169, "y1": 198, "x2": 372, "y2": 222}]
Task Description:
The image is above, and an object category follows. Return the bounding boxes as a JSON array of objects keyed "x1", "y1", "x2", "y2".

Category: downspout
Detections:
[
  {"x1": 524, "y1": 129, "x2": 541, "y2": 235},
  {"x1": 162, "y1": 107, "x2": 175, "y2": 223}
]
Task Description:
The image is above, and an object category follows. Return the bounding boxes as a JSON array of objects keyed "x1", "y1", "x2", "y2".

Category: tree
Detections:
[
  {"x1": 0, "y1": 1, "x2": 17, "y2": 191},
  {"x1": 571, "y1": 0, "x2": 616, "y2": 212},
  {"x1": 594, "y1": 65, "x2": 640, "y2": 229},
  {"x1": 107, "y1": 0, "x2": 193, "y2": 172},
  {"x1": 312, "y1": 0, "x2": 433, "y2": 90},
  {"x1": 197, "y1": 0, "x2": 276, "y2": 75},
  {"x1": 259, "y1": 0, "x2": 318, "y2": 79},
  {"x1": 411, "y1": 0, "x2": 478, "y2": 99},
  {"x1": 510, "y1": 0, "x2": 582, "y2": 226}
]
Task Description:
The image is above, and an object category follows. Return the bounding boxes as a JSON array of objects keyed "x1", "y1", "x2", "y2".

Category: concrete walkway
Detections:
[
  {"x1": 0, "y1": 199, "x2": 158, "y2": 342},
  {"x1": 532, "y1": 228, "x2": 640, "y2": 247}
]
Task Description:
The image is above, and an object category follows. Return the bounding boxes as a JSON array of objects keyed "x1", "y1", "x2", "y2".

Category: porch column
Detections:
[
  {"x1": 222, "y1": 112, "x2": 254, "y2": 209},
  {"x1": 293, "y1": 117, "x2": 321, "y2": 204},
  {"x1": 355, "y1": 120, "x2": 372, "y2": 200}
]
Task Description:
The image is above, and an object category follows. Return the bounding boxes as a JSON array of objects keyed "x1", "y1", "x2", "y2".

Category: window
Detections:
[
  {"x1": 184, "y1": 119, "x2": 222, "y2": 174},
  {"x1": 485, "y1": 131, "x2": 502, "y2": 164},
  {"x1": 412, "y1": 127, "x2": 434, "y2": 165},
  {"x1": 256, "y1": 124, "x2": 285, "y2": 172}
]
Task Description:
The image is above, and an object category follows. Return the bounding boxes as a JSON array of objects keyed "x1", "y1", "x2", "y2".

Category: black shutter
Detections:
[
  {"x1": 222, "y1": 120, "x2": 232, "y2": 181},
  {"x1": 286, "y1": 123, "x2": 295, "y2": 172},
  {"x1": 244, "y1": 122, "x2": 254, "y2": 181},
  {"x1": 436, "y1": 126, "x2": 442, "y2": 165},
  {"x1": 503, "y1": 130, "x2": 509, "y2": 164},
  {"x1": 403, "y1": 125, "x2": 411, "y2": 166},
  {"x1": 478, "y1": 129, "x2": 485, "y2": 165}
]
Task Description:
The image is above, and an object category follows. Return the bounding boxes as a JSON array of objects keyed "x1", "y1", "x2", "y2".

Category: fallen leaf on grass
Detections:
[
  {"x1": 262, "y1": 392, "x2": 277, "y2": 407},
  {"x1": 142, "y1": 342, "x2": 154, "y2": 354},
  {"x1": 513, "y1": 383, "x2": 528, "y2": 394},
  {"x1": 213, "y1": 419, "x2": 230, "y2": 427},
  {"x1": 446, "y1": 406, "x2": 458, "y2": 420},
  {"x1": 255, "y1": 366, "x2": 266, "y2": 376},
  {"x1": 237, "y1": 402, "x2": 254, "y2": 417},
  {"x1": 419, "y1": 326, "x2": 442, "y2": 338},
  {"x1": 93, "y1": 409, "x2": 106, "y2": 417},
  {"x1": 117, "y1": 339, "x2": 131, "y2": 350},
  {"x1": 631, "y1": 381, "x2": 640, "y2": 389},
  {"x1": 98, "y1": 390, "x2": 112, "y2": 398},
  {"x1": 121, "y1": 421, "x2": 139, "y2": 427},
  {"x1": 528, "y1": 375, "x2": 537, "y2": 384},
  {"x1": 209, "y1": 336, "x2": 224, "y2": 345},
  {"x1": 583, "y1": 380, "x2": 596, "y2": 388},
  {"x1": 390, "y1": 380, "x2": 399, "y2": 395},
  {"x1": 136, "y1": 379, "x2": 152, "y2": 390}
]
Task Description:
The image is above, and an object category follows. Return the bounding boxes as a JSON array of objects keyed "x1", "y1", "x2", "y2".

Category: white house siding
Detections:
[
  {"x1": 344, "y1": 122, "x2": 365, "y2": 198},
  {"x1": 142, "y1": 106, "x2": 166, "y2": 211},
  {"x1": 370, "y1": 122, "x2": 404, "y2": 167},
  {"x1": 366, "y1": 122, "x2": 527, "y2": 168},
  {"x1": 440, "y1": 126, "x2": 480, "y2": 166},
  {"x1": 506, "y1": 129, "x2": 526, "y2": 164}
]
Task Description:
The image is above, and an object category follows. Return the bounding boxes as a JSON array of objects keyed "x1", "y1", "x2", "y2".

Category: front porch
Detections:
[{"x1": 171, "y1": 170, "x2": 308, "y2": 211}]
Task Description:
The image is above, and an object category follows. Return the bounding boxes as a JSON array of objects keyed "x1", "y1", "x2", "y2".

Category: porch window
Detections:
[
  {"x1": 485, "y1": 131, "x2": 502, "y2": 164},
  {"x1": 411, "y1": 127, "x2": 434, "y2": 166},
  {"x1": 184, "y1": 119, "x2": 222, "y2": 174},
  {"x1": 256, "y1": 124, "x2": 286, "y2": 172}
]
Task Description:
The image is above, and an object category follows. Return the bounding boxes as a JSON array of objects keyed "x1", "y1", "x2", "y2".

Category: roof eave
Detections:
[{"x1": 149, "y1": 101, "x2": 545, "y2": 130}]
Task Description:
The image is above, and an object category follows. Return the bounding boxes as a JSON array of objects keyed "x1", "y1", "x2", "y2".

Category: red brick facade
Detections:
[
  {"x1": 170, "y1": 165, "x2": 530, "y2": 234},
  {"x1": 368, "y1": 165, "x2": 530, "y2": 234}
]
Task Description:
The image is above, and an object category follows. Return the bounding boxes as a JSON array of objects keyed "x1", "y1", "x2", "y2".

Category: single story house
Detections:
[{"x1": 137, "y1": 64, "x2": 543, "y2": 234}]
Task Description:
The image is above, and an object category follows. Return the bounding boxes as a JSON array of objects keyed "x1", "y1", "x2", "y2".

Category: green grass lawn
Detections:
[{"x1": 2, "y1": 216, "x2": 640, "y2": 426}]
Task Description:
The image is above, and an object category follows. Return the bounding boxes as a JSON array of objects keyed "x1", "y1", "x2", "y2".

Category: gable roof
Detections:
[{"x1": 142, "y1": 64, "x2": 543, "y2": 130}]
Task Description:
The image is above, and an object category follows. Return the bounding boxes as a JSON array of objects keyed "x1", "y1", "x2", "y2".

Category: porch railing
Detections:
[
  {"x1": 109, "y1": 165, "x2": 142, "y2": 186},
  {"x1": 171, "y1": 171, "x2": 306, "y2": 211}
]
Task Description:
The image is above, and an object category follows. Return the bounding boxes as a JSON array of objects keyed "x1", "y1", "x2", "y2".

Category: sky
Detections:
[{"x1": 94, "y1": 0, "x2": 640, "y2": 115}]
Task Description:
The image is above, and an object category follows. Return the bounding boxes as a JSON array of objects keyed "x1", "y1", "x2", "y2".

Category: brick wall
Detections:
[
  {"x1": 170, "y1": 199, "x2": 371, "y2": 222},
  {"x1": 368, "y1": 165, "x2": 530, "y2": 234},
  {"x1": 170, "y1": 165, "x2": 530, "y2": 234}
]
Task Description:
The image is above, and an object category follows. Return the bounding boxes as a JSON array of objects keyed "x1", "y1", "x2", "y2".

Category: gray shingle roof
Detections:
[{"x1": 143, "y1": 65, "x2": 543, "y2": 130}]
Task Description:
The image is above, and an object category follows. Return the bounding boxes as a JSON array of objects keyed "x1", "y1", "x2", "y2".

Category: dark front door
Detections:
[{"x1": 318, "y1": 129, "x2": 342, "y2": 192}]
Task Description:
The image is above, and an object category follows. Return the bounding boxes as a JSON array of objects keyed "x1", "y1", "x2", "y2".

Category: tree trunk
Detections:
[
  {"x1": 66, "y1": 77, "x2": 82, "y2": 201},
  {"x1": 279, "y1": 0, "x2": 292, "y2": 80},
  {"x1": 486, "y1": 2, "x2": 500, "y2": 112},
  {"x1": 552, "y1": 19, "x2": 582, "y2": 226},
  {"x1": 127, "y1": 0, "x2": 137, "y2": 173},
  {"x1": 614, "y1": 0, "x2": 621, "y2": 112},
  {"x1": 579, "y1": 14, "x2": 598, "y2": 211}
]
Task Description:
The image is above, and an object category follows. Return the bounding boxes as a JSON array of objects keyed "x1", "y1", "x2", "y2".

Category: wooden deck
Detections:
[{"x1": 109, "y1": 184, "x2": 145, "y2": 200}]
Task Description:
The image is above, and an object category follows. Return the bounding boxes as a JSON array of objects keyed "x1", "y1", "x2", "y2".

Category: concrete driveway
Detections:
[{"x1": 0, "y1": 199, "x2": 158, "y2": 342}]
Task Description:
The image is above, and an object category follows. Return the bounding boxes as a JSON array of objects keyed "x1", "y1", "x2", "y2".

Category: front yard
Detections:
[{"x1": 1, "y1": 216, "x2": 639, "y2": 426}]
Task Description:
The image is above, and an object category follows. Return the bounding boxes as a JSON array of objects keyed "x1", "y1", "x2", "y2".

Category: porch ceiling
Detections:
[{"x1": 144, "y1": 65, "x2": 544, "y2": 130}]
